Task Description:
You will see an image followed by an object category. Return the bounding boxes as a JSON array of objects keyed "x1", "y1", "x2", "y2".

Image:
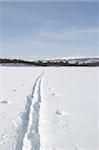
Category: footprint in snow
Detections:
[
  {"x1": 55, "y1": 109, "x2": 62, "y2": 115},
  {"x1": 13, "y1": 89, "x2": 17, "y2": 92},
  {"x1": 49, "y1": 87, "x2": 54, "y2": 90},
  {"x1": 57, "y1": 109, "x2": 72, "y2": 117},
  {"x1": 52, "y1": 92, "x2": 56, "y2": 96},
  {"x1": 0, "y1": 100, "x2": 8, "y2": 104},
  {"x1": 55, "y1": 109, "x2": 68, "y2": 116},
  {"x1": 51, "y1": 91, "x2": 61, "y2": 97}
]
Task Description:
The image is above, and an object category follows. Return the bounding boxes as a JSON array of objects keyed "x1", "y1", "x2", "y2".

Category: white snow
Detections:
[
  {"x1": 40, "y1": 67, "x2": 99, "y2": 150},
  {"x1": 0, "y1": 67, "x2": 99, "y2": 150},
  {"x1": 0, "y1": 67, "x2": 42, "y2": 150}
]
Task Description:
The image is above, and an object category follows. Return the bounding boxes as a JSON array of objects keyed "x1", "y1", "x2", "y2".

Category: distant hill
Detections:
[{"x1": 0, "y1": 58, "x2": 99, "y2": 66}]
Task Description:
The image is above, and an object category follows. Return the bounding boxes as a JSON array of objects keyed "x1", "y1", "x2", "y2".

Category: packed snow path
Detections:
[
  {"x1": 22, "y1": 72, "x2": 43, "y2": 150},
  {"x1": 16, "y1": 72, "x2": 44, "y2": 150}
]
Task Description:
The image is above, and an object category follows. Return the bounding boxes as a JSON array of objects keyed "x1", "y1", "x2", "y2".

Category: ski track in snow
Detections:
[{"x1": 15, "y1": 72, "x2": 44, "y2": 150}]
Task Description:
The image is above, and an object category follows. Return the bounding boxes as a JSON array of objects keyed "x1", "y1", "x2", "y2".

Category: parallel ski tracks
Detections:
[{"x1": 16, "y1": 72, "x2": 44, "y2": 150}]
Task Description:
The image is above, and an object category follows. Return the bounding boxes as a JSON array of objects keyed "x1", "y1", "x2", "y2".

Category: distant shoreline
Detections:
[{"x1": 0, "y1": 58, "x2": 99, "y2": 67}]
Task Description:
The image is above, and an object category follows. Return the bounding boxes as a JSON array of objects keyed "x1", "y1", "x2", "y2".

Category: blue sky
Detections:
[{"x1": 0, "y1": 1, "x2": 99, "y2": 59}]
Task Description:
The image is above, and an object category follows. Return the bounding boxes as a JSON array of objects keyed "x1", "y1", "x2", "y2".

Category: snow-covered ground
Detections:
[{"x1": 0, "y1": 67, "x2": 99, "y2": 150}]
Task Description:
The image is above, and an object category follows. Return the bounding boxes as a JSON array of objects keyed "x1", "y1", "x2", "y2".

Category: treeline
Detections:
[
  {"x1": 0, "y1": 58, "x2": 99, "y2": 66},
  {"x1": 33, "y1": 60, "x2": 99, "y2": 66},
  {"x1": 0, "y1": 59, "x2": 33, "y2": 65}
]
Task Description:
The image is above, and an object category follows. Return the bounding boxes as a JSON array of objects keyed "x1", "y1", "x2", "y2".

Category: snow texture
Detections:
[{"x1": 0, "y1": 67, "x2": 99, "y2": 150}]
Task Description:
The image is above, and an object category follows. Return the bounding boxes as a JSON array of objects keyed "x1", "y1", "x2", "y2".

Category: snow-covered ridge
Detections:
[{"x1": 0, "y1": 58, "x2": 99, "y2": 66}]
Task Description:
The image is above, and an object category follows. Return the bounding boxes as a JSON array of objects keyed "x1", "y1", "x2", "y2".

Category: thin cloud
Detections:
[{"x1": 70, "y1": 28, "x2": 99, "y2": 33}]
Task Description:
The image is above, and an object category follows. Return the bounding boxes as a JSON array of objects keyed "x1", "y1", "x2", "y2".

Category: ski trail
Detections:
[
  {"x1": 22, "y1": 72, "x2": 43, "y2": 150},
  {"x1": 16, "y1": 72, "x2": 43, "y2": 150}
]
